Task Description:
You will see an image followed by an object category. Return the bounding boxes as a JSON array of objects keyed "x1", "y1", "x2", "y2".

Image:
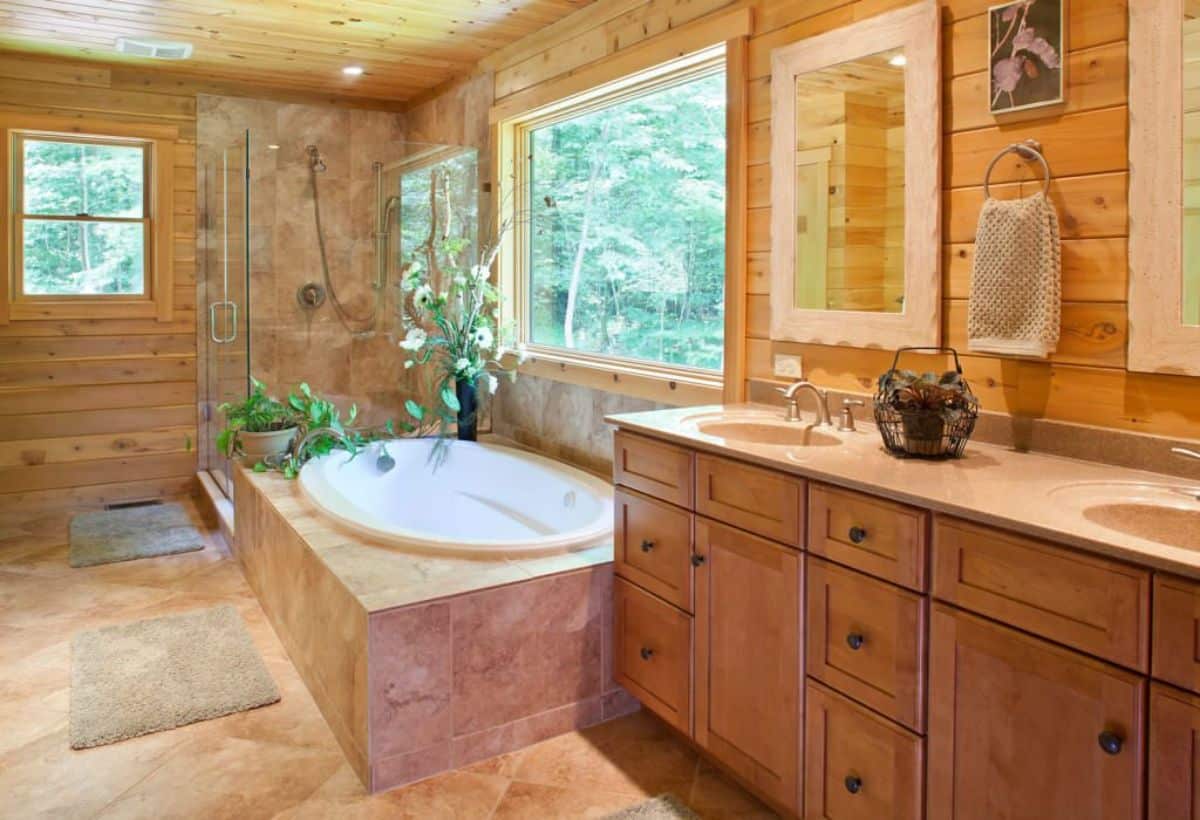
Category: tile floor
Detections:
[{"x1": 0, "y1": 497, "x2": 777, "y2": 819}]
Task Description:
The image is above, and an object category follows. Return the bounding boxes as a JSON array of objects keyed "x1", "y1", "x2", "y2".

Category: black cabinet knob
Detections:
[
  {"x1": 844, "y1": 775, "x2": 863, "y2": 794},
  {"x1": 640, "y1": 647, "x2": 654, "y2": 661},
  {"x1": 640, "y1": 539, "x2": 655, "y2": 553},
  {"x1": 1098, "y1": 731, "x2": 1123, "y2": 755},
  {"x1": 691, "y1": 554, "x2": 706, "y2": 567},
  {"x1": 848, "y1": 526, "x2": 868, "y2": 544},
  {"x1": 846, "y1": 632, "x2": 866, "y2": 651}
]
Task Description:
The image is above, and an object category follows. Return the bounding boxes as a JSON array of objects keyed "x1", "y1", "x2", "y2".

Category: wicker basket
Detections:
[{"x1": 873, "y1": 347, "x2": 979, "y2": 459}]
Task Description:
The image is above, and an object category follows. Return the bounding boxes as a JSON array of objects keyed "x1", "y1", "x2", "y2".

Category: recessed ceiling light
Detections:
[
  {"x1": 888, "y1": 54, "x2": 907, "y2": 67},
  {"x1": 267, "y1": 144, "x2": 280, "y2": 151},
  {"x1": 342, "y1": 65, "x2": 364, "y2": 76}
]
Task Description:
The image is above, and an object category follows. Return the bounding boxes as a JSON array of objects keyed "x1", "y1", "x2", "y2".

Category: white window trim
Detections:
[{"x1": 496, "y1": 45, "x2": 728, "y2": 404}]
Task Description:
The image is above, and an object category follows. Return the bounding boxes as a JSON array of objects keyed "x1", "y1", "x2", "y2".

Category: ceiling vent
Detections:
[{"x1": 115, "y1": 37, "x2": 194, "y2": 60}]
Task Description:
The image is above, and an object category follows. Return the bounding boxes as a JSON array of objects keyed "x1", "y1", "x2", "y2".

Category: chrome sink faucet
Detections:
[
  {"x1": 1173, "y1": 447, "x2": 1200, "y2": 463},
  {"x1": 777, "y1": 380, "x2": 831, "y2": 426}
]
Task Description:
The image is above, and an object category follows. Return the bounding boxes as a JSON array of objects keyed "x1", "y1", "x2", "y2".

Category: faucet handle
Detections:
[{"x1": 837, "y1": 398, "x2": 865, "y2": 432}]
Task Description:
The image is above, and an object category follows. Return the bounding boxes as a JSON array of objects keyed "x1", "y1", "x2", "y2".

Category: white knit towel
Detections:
[{"x1": 967, "y1": 192, "x2": 1062, "y2": 358}]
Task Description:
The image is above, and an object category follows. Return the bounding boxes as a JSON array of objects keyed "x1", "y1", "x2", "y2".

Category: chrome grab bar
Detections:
[{"x1": 209, "y1": 300, "x2": 238, "y2": 344}]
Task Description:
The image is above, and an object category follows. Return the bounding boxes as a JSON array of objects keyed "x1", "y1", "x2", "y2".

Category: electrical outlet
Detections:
[{"x1": 773, "y1": 354, "x2": 803, "y2": 379}]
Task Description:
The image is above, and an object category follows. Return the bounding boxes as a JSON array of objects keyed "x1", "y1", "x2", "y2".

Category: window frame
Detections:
[
  {"x1": 1, "y1": 114, "x2": 177, "y2": 323},
  {"x1": 498, "y1": 45, "x2": 729, "y2": 404}
]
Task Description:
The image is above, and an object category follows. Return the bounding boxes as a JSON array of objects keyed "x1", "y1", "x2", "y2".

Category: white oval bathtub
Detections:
[{"x1": 298, "y1": 438, "x2": 613, "y2": 557}]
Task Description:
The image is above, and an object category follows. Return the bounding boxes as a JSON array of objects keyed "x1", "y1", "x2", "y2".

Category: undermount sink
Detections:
[
  {"x1": 1050, "y1": 482, "x2": 1200, "y2": 551},
  {"x1": 693, "y1": 419, "x2": 842, "y2": 448}
]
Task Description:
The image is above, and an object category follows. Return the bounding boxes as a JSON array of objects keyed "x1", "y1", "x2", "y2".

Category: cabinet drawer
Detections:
[
  {"x1": 613, "y1": 431, "x2": 694, "y2": 508},
  {"x1": 805, "y1": 680, "x2": 924, "y2": 820},
  {"x1": 694, "y1": 453, "x2": 804, "y2": 546},
  {"x1": 1152, "y1": 574, "x2": 1200, "y2": 694},
  {"x1": 808, "y1": 483, "x2": 929, "y2": 591},
  {"x1": 932, "y1": 516, "x2": 1150, "y2": 670},
  {"x1": 614, "y1": 488, "x2": 693, "y2": 612},
  {"x1": 807, "y1": 557, "x2": 927, "y2": 732},
  {"x1": 613, "y1": 577, "x2": 692, "y2": 734}
]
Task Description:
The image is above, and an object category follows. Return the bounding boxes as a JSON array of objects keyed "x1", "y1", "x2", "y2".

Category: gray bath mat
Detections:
[
  {"x1": 69, "y1": 502, "x2": 204, "y2": 567},
  {"x1": 70, "y1": 605, "x2": 280, "y2": 749},
  {"x1": 602, "y1": 795, "x2": 699, "y2": 820}
]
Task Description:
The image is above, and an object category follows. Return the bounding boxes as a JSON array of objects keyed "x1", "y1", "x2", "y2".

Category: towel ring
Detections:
[{"x1": 982, "y1": 139, "x2": 1051, "y2": 199}]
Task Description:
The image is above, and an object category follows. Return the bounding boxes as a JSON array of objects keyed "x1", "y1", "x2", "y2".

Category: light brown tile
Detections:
[
  {"x1": 491, "y1": 780, "x2": 644, "y2": 820},
  {"x1": 368, "y1": 602, "x2": 452, "y2": 758}
]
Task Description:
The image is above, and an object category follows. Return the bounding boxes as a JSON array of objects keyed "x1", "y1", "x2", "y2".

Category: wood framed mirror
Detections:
[
  {"x1": 768, "y1": 0, "x2": 941, "y2": 348},
  {"x1": 1128, "y1": 0, "x2": 1200, "y2": 375}
]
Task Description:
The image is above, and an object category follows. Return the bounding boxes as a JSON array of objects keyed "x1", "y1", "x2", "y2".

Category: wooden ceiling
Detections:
[{"x1": 0, "y1": 0, "x2": 596, "y2": 103}]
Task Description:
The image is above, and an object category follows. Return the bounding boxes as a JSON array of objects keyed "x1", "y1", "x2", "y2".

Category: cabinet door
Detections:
[
  {"x1": 694, "y1": 517, "x2": 802, "y2": 814},
  {"x1": 928, "y1": 604, "x2": 1145, "y2": 820},
  {"x1": 613, "y1": 577, "x2": 693, "y2": 734},
  {"x1": 1149, "y1": 682, "x2": 1200, "y2": 820}
]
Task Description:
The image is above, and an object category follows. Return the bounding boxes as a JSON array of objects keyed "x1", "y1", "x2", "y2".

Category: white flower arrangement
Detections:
[{"x1": 396, "y1": 215, "x2": 522, "y2": 440}]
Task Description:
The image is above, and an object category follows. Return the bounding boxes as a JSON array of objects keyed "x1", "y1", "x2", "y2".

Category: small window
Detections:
[
  {"x1": 15, "y1": 135, "x2": 149, "y2": 297},
  {"x1": 507, "y1": 53, "x2": 727, "y2": 386}
]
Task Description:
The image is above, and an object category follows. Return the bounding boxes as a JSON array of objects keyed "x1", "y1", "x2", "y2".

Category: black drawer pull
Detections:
[
  {"x1": 640, "y1": 539, "x2": 655, "y2": 552},
  {"x1": 844, "y1": 775, "x2": 863, "y2": 794},
  {"x1": 691, "y1": 554, "x2": 706, "y2": 567},
  {"x1": 846, "y1": 632, "x2": 865, "y2": 651},
  {"x1": 640, "y1": 647, "x2": 654, "y2": 661},
  {"x1": 848, "y1": 526, "x2": 868, "y2": 544},
  {"x1": 1098, "y1": 731, "x2": 1123, "y2": 755}
]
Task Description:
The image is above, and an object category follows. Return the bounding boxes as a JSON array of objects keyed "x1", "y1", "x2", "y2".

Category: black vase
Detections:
[{"x1": 455, "y1": 380, "x2": 478, "y2": 442}]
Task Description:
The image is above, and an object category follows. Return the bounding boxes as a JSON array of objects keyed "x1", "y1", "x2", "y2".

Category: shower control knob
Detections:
[
  {"x1": 691, "y1": 554, "x2": 706, "y2": 567},
  {"x1": 640, "y1": 647, "x2": 654, "y2": 661},
  {"x1": 640, "y1": 539, "x2": 655, "y2": 553}
]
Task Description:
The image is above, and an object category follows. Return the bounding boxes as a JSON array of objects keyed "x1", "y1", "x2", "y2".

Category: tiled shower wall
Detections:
[{"x1": 198, "y1": 95, "x2": 413, "y2": 427}]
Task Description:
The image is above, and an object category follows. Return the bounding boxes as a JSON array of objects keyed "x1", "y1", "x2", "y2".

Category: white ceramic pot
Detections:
[{"x1": 237, "y1": 427, "x2": 297, "y2": 462}]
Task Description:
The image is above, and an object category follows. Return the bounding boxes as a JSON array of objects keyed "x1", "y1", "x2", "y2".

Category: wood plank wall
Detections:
[
  {"x1": 0, "y1": 54, "x2": 200, "y2": 513},
  {"x1": 460, "y1": 0, "x2": 1200, "y2": 440}
]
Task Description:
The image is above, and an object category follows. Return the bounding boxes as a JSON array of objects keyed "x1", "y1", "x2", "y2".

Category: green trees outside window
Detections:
[{"x1": 527, "y1": 70, "x2": 726, "y2": 371}]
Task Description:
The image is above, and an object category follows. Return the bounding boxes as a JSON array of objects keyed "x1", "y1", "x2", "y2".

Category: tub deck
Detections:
[{"x1": 231, "y1": 463, "x2": 631, "y2": 793}]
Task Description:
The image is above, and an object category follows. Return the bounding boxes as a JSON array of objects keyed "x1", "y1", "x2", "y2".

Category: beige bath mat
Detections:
[
  {"x1": 70, "y1": 605, "x2": 280, "y2": 749},
  {"x1": 69, "y1": 502, "x2": 204, "y2": 568},
  {"x1": 601, "y1": 795, "x2": 699, "y2": 820}
]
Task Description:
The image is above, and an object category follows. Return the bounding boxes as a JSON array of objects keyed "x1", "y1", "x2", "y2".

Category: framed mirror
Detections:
[
  {"x1": 769, "y1": 0, "x2": 941, "y2": 348},
  {"x1": 1128, "y1": 0, "x2": 1200, "y2": 375}
]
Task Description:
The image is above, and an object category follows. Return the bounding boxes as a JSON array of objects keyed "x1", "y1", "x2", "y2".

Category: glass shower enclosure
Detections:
[{"x1": 199, "y1": 134, "x2": 479, "y2": 503}]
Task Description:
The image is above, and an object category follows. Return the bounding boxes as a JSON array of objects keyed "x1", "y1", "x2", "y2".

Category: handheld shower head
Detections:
[{"x1": 306, "y1": 144, "x2": 327, "y2": 173}]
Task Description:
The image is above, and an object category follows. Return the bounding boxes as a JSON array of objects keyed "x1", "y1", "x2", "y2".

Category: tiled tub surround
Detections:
[
  {"x1": 609, "y1": 404, "x2": 1200, "y2": 578},
  {"x1": 231, "y1": 466, "x2": 632, "y2": 793}
]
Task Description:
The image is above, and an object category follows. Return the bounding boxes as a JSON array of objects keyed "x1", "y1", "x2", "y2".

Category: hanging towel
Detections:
[{"x1": 967, "y1": 192, "x2": 1062, "y2": 358}]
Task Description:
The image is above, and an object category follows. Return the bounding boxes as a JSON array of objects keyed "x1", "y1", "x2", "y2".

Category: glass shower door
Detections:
[{"x1": 203, "y1": 130, "x2": 250, "y2": 497}]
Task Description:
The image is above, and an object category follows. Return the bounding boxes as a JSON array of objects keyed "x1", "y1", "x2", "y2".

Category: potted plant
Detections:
[
  {"x1": 216, "y1": 378, "x2": 297, "y2": 462},
  {"x1": 877, "y1": 369, "x2": 975, "y2": 457},
  {"x1": 397, "y1": 218, "x2": 524, "y2": 443}
]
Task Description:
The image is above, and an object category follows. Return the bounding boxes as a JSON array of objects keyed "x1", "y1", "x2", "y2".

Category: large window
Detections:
[
  {"x1": 16, "y1": 135, "x2": 149, "y2": 296},
  {"x1": 516, "y1": 58, "x2": 727, "y2": 376}
]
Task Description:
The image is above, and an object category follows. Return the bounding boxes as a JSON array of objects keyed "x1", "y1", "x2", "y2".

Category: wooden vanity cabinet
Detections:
[
  {"x1": 928, "y1": 604, "x2": 1145, "y2": 820},
  {"x1": 694, "y1": 517, "x2": 802, "y2": 813}
]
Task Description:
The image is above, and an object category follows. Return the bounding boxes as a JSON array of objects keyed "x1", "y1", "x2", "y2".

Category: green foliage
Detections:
[
  {"x1": 21, "y1": 139, "x2": 146, "y2": 295},
  {"x1": 216, "y1": 378, "x2": 293, "y2": 456},
  {"x1": 527, "y1": 71, "x2": 726, "y2": 370}
]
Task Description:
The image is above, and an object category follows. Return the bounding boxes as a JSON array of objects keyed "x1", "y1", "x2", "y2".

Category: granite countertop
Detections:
[{"x1": 606, "y1": 403, "x2": 1200, "y2": 579}]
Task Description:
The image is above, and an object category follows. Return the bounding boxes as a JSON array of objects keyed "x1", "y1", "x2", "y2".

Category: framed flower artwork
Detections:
[{"x1": 988, "y1": 0, "x2": 1066, "y2": 115}]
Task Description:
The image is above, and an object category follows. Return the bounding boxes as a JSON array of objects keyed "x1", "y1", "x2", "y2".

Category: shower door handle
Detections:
[{"x1": 209, "y1": 300, "x2": 238, "y2": 344}]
